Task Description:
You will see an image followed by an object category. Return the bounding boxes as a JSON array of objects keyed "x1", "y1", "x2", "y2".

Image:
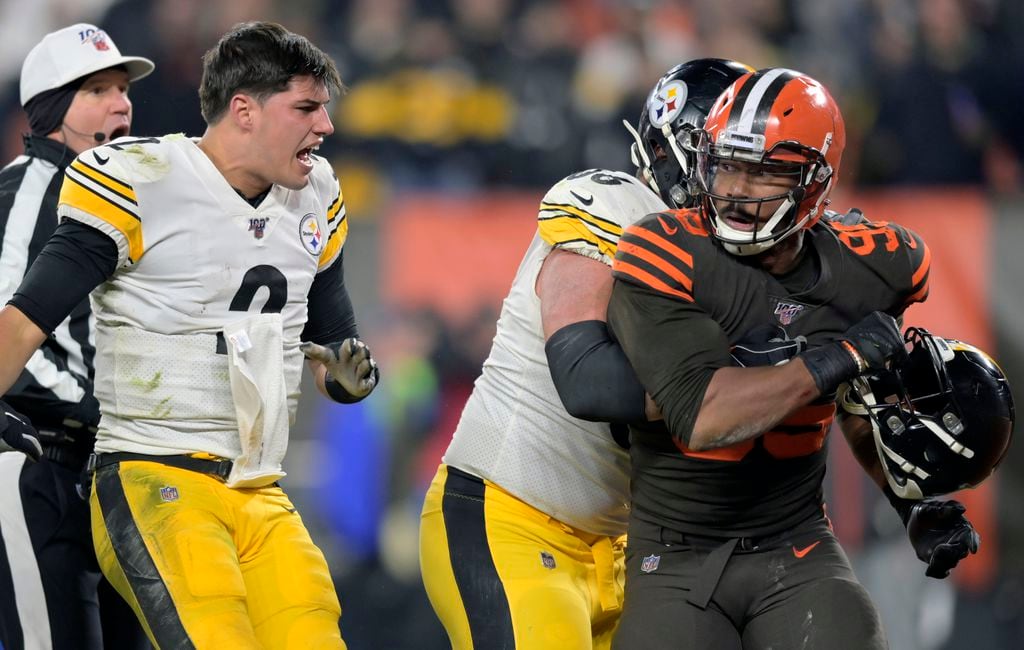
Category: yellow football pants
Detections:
[
  {"x1": 419, "y1": 464, "x2": 625, "y2": 649},
  {"x1": 90, "y1": 460, "x2": 344, "y2": 649}
]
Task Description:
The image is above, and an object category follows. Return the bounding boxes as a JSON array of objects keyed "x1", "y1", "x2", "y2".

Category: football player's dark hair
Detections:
[{"x1": 198, "y1": 21, "x2": 343, "y2": 124}]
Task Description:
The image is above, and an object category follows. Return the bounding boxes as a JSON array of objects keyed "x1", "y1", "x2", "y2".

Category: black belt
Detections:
[
  {"x1": 41, "y1": 443, "x2": 91, "y2": 470},
  {"x1": 87, "y1": 452, "x2": 234, "y2": 481},
  {"x1": 658, "y1": 527, "x2": 766, "y2": 552}
]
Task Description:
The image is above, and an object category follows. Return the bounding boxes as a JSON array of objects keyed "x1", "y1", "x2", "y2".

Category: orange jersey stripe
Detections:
[
  {"x1": 614, "y1": 260, "x2": 693, "y2": 302},
  {"x1": 626, "y1": 226, "x2": 694, "y2": 270},
  {"x1": 618, "y1": 240, "x2": 693, "y2": 293}
]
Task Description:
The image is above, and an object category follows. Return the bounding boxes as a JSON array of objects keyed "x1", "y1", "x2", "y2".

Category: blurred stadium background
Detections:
[{"x1": 3, "y1": 1, "x2": 1023, "y2": 648}]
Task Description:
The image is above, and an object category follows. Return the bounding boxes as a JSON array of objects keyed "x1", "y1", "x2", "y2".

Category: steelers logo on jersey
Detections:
[
  {"x1": 299, "y1": 213, "x2": 324, "y2": 256},
  {"x1": 648, "y1": 80, "x2": 688, "y2": 128}
]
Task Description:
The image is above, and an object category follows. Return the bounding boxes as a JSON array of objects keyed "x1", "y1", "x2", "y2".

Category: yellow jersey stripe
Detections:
[
  {"x1": 318, "y1": 215, "x2": 348, "y2": 270},
  {"x1": 59, "y1": 178, "x2": 143, "y2": 262},
  {"x1": 538, "y1": 215, "x2": 618, "y2": 259},
  {"x1": 327, "y1": 194, "x2": 343, "y2": 224},
  {"x1": 70, "y1": 159, "x2": 137, "y2": 204},
  {"x1": 539, "y1": 202, "x2": 622, "y2": 236}
]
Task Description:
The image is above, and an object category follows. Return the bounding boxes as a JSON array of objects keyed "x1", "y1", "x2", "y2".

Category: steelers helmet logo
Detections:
[
  {"x1": 299, "y1": 213, "x2": 324, "y2": 256},
  {"x1": 648, "y1": 80, "x2": 688, "y2": 129}
]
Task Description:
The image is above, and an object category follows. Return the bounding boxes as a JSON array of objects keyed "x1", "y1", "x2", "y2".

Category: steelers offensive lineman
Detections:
[
  {"x1": 0, "y1": 22, "x2": 377, "y2": 649},
  {"x1": 418, "y1": 59, "x2": 752, "y2": 649}
]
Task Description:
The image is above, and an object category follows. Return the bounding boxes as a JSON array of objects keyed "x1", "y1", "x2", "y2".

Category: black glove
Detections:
[
  {"x1": 800, "y1": 311, "x2": 906, "y2": 395},
  {"x1": 0, "y1": 400, "x2": 42, "y2": 461},
  {"x1": 300, "y1": 338, "x2": 380, "y2": 403},
  {"x1": 887, "y1": 488, "x2": 980, "y2": 579},
  {"x1": 730, "y1": 324, "x2": 806, "y2": 367}
]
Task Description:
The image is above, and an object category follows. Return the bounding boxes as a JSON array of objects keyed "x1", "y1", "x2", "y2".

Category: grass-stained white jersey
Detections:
[
  {"x1": 56, "y1": 134, "x2": 347, "y2": 464},
  {"x1": 443, "y1": 169, "x2": 667, "y2": 536}
]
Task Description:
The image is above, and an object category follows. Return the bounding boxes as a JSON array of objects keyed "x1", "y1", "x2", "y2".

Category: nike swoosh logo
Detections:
[
  {"x1": 657, "y1": 215, "x2": 678, "y2": 235},
  {"x1": 93, "y1": 152, "x2": 109, "y2": 165},
  {"x1": 570, "y1": 190, "x2": 594, "y2": 206},
  {"x1": 792, "y1": 541, "x2": 820, "y2": 558}
]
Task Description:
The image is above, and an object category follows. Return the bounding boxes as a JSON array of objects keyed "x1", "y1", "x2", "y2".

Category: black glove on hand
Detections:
[
  {"x1": 730, "y1": 324, "x2": 806, "y2": 368},
  {"x1": 887, "y1": 488, "x2": 980, "y2": 579},
  {"x1": 300, "y1": 338, "x2": 380, "y2": 403},
  {"x1": 800, "y1": 311, "x2": 906, "y2": 395},
  {"x1": 0, "y1": 400, "x2": 42, "y2": 461}
]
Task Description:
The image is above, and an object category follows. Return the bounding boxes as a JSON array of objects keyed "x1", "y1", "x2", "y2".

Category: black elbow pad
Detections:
[{"x1": 545, "y1": 320, "x2": 647, "y2": 427}]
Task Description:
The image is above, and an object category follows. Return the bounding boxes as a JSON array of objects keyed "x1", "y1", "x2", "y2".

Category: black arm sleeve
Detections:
[
  {"x1": 606, "y1": 279, "x2": 731, "y2": 446},
  {"x1": 301, "y1": 250, "x2": 358, "y2": 343},
  {"x1": 8, "y1": 220, "x2": 117, "y2": 334},
  {"x1": 545, "y1": 320, "x2": 647, "y2": 424}
]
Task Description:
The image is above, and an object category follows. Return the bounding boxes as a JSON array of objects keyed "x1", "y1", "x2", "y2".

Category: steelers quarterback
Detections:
[
  {"x1": 418, "y1": 59, "x2": 753, "y2": 649},
  {"x1": 0, "y1": 22, "x2": 376, "y2": 649}
]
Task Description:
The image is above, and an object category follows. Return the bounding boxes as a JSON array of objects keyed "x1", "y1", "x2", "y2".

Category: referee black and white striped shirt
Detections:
[{"x1": 0, "y1": 134, "x2": 98, "y2": 438}]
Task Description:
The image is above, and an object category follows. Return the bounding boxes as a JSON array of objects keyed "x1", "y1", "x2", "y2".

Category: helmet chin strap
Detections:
[
  {"x1": 873, "y1": 425, "x2": 927, "y2": 500},
  {"x1": 624, "y1": 119, "x2": 662, "y2": 197}
]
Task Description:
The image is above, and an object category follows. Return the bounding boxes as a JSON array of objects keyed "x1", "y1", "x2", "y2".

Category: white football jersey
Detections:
[
  {"x1": 57, "y1": 134, "x2": 347, "y2": 458},
  {"x1": 444, "y1": 169, "x2": 668, "y2": 536}
]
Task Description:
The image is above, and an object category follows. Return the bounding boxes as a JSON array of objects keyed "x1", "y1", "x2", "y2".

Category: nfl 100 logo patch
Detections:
[
  {"x1": 248, "y1": 217, "x2": 268, "y2": 239},
  {"x1": 640, "y1": 554, "x2": 661, "y2": 573},
  {"x1": 159, "y1": 486, "x2": 179, "y2": 502},
  {"x1": 773, "y1": 301, "x2": 806, "y2": 326}
]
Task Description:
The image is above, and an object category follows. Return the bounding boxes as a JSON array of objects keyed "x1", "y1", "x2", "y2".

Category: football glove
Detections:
[
  {"x1": 800, "y1": 311, "x2": 906, "y2": 395},
  {"x1": 730, "y1": 324, "x2": 806, "y2": 368},
  {"x1": 300, "y1": 338, "x2": 379, "y2": 403},
  {"x1": 887, "y1": 489, "x2": 980, "y2": 579},
  {"x1": 0, "y1": 400, "x2": 42, "y2": 461}
]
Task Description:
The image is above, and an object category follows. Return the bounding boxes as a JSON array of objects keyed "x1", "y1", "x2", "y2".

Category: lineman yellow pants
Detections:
[
  {"x1": 420, "y1": 464, "x2": 625, "y2": 649},
  {"x1": 90, "y1": 460, "x2": 344, "y2": 649}
]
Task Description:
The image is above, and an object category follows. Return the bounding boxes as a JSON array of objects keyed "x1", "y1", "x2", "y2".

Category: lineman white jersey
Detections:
[
  {"x1": 444, "y1": 169, "x2": 668, "y2": 536},
  {"x1": 56, "y1": 134, "x2": 347, "y2": 462}
]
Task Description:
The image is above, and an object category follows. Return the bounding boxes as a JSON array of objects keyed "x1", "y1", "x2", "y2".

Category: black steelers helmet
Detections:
[
  {"x1": 844, "y1": 327, "x2": 1015, "y2": 499},
  {"x1": 625, "y1": 58, "x2": 753, "y2": 209}
]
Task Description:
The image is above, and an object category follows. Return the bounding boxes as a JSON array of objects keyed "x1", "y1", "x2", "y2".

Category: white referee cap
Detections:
[{"x1": 20, "y1": 23, "x2": 154, "y2": 106}]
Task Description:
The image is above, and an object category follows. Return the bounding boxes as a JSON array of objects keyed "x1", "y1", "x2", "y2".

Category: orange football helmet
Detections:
[{"x1": 694, "y1": 68, "x2": 846, "y2": 255}]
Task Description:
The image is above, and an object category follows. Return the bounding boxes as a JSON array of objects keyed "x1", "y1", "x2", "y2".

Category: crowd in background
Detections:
[
  {"x1": 2, "y1": 1, "x2": 1024, "y2": 648},
  {"x1": 4, "y1": 0, "x2": 1024, "y2": 206}
]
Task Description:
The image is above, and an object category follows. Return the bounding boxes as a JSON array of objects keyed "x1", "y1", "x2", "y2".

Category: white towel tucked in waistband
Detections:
[{"x1": 224, "y1": 313, "x2": 289, "y2": 488}]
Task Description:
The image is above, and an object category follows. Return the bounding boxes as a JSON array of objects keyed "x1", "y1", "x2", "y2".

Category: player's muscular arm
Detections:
[
  {"x1": 540, "y1": 248, "x2": 657, "y2": 423},
  {"x1": 0, "y1": 306, "x2": 48, "y2": 396},
  {"x1": 689, "y1": 362, "x2": 820, "y2": 450},
  {"x1": 608, "y1": 279, "x2": 820, "y2": 450},
  {"x1": 538, "y1": 248, "x2": 613, "y2": 335}
]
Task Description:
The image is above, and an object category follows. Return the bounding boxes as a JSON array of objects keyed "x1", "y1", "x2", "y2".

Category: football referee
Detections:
[{"x1": 0, "y1": 24, "x2": 153, "y2": 650}]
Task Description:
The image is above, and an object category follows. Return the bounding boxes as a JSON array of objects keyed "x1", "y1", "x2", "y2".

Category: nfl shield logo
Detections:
[
  {"x1": 641, "y1": 554, "x2": 661, "y2": 573},
  {"x1": 774, "y1": 301, "x2": 805, "y2": 326},
  {"x1": 540, "y1": 551, "x2": 556, "y2": 570},
  {"x1": 159, "y1": 486, "x2": 179, "y2": 502}
]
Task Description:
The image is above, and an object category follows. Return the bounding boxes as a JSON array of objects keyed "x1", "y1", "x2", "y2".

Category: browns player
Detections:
[{"x1": 607, "y1": 68, "x2": 978, "y2": 649}]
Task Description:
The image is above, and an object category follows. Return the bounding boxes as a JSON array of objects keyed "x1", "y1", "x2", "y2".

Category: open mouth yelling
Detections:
[{"x1": 297, "y1": 144, "x2": 320, "y2": 170}]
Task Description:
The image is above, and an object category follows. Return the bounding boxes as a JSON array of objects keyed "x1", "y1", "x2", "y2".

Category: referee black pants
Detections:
[{"x1": 0, "y1": 452, "x2": 150, "y2": 650}]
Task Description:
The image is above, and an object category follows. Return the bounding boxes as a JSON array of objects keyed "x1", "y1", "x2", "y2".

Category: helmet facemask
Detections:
[
  {"x1": 624, "y1": 59, "x2": 754, "y2": 209},
  {"x1": 625, "y1": 118, "x2": 697, "y2": 208},
  {"x1": 696, "y1": 131, "x2": 835, "y2": 256},
  {"x1": 845, "y1": 328, "x2": 1015, "y2": 499}
]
